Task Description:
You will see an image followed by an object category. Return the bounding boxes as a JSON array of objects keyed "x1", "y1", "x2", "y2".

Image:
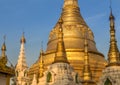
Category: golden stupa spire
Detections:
[
  {"x1": 0, "y1": 35, "x2": 7, "y2": 66},
  {"x1": 107, "y1": 5, "x2": 120, "y2": 66},
  {"x1": 82, "y1": 32, "x2": 92, "y2": 81},
  {"x1": 39, "y1": 41, "x2": 44, "y2": 77},
  {"x1": 53, "y1": 18, "x2": 69, "y2": 64},
  {"x1": 1, "y1": 35, "x2": 7, "y2": 58},
  {"x1": 61, "y1": 0, "x2": 87, "y2": 25},
  {"x1": 82, "y1": 32, "x2": 96, "y2": 85}
]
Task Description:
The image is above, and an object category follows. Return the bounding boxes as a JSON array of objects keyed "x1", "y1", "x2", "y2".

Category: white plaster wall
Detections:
[{"x1": 0, "y1": 74, "x2": 6, "y2": 85}]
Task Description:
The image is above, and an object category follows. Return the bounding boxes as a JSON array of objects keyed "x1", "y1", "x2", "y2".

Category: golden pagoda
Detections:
[
  {"x1": 28, "y1": 0, "x2": 107, "y2": 82},
  {"x1": 0, "y1": 37, "x2": 14, "y2": 85},
  {"x1": 98, "y1": 7, "x2": 120, "y2": 85},
  {"x1": 107, "y1": 10, "x2": 120, "y2": 67}
]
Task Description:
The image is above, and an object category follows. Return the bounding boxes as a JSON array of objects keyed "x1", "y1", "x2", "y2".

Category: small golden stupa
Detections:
[{"x1": 0, "y1": 38, "x2": 14, "y2": 85}]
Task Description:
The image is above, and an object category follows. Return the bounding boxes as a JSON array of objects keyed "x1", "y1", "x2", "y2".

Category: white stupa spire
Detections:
[
  {"x1": 15, "y1": 33, "x2": 30, "y2": 85},
  {"x1": 31, "y1": 74, "x2": 37, "y2": 85},
  {"x1": 16, "y1": 33, "x2": 28, "y2": 71}
]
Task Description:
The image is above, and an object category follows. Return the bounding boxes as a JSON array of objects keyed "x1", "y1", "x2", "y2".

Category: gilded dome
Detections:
[{"x1": 47, "y1": 0, "x2": 95, "y2": 52}]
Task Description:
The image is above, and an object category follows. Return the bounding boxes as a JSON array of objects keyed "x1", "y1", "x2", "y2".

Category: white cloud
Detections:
[{"x1": 85, "y1": 13, "x2": 106, "y2": 22}]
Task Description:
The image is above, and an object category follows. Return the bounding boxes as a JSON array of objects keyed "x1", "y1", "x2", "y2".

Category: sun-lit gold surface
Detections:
[
  {"x1": 82, "y1": 33, "x2": 96, "y2": 85},
  {"x1": 107, "y1": 11, "x2": 120, "y2": 67},
  {"x1": 39, "y1": 49, "x2": 44, "y2": 78},
  {"x1": 83, "y1": 34, "x2": 92, "y2": 81},
  {"x1": 28, "y1": 0, "x2": 107, "y2": 83},
  {"x1": 53, "y1": 17, "x2": 69, "y2": 64}
]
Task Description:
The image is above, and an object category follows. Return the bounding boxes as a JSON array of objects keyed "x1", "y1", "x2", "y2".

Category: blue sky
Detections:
[{"x1": 0, "y1": 0, "x2": 120, "y2": 66}]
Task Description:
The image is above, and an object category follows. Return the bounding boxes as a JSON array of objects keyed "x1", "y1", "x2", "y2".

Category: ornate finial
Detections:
[
  {"x1": 107, "y1": 4, "x2": 120, "y2": 66},
  {"x1": 110, "y1": 0, "x2": 112, "y2": 11},
  {"x1": 1, "y1": 35, "x2": 6, "y2": 51},
  {"x1": 40, "y1": 41, "x2": 44, "y2": 59},
  {"x1": 109, "y1": 0, "x2": 115, "y2": 21},
  {"x1": 20, "y1": 32, "x2": 26, "y2": 43},
  {"x1": 59, "y1": 17, "x2": 63, "y2": 24},
  {"x1": 3, "y1": 35, "x2": 6, "y2": 43},
  {"x1": 0, "y1": 35, "x2": 7, "y2": 65},
  {"x1": 39, "y1": 41, "x2": 44, "y2": 77},
  {"x1": 59, "y1": 17, "x2": 63, "y2": 32},
  {"x1": 40, "y1": 41, "x2": 43, "y2": 53},
  {"x1": 53, "y1": 18, "x2": 69, "y2": 64}
]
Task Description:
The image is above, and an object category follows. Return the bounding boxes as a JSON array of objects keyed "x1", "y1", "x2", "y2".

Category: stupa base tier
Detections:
[{"x1": 28, "y1": 51, "x2": 106, "y2": 83}]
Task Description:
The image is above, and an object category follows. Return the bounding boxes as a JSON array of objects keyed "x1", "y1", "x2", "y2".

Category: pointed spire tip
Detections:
[
  {"x1": 20, "y1": 32, "x2": 26, "y2": 43},
  {"x1": 1, "y1": 35, "x2": 6, "y2": 51}
]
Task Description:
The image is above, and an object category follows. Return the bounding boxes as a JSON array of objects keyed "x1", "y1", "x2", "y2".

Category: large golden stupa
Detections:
[{"x1": 28, "y1": 0, "x2": 107, "y2": 82}]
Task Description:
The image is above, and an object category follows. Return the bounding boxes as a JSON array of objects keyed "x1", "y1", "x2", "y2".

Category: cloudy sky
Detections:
[{"x1": 0, "y1": 0, "x2": 120, "y2": 66}]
